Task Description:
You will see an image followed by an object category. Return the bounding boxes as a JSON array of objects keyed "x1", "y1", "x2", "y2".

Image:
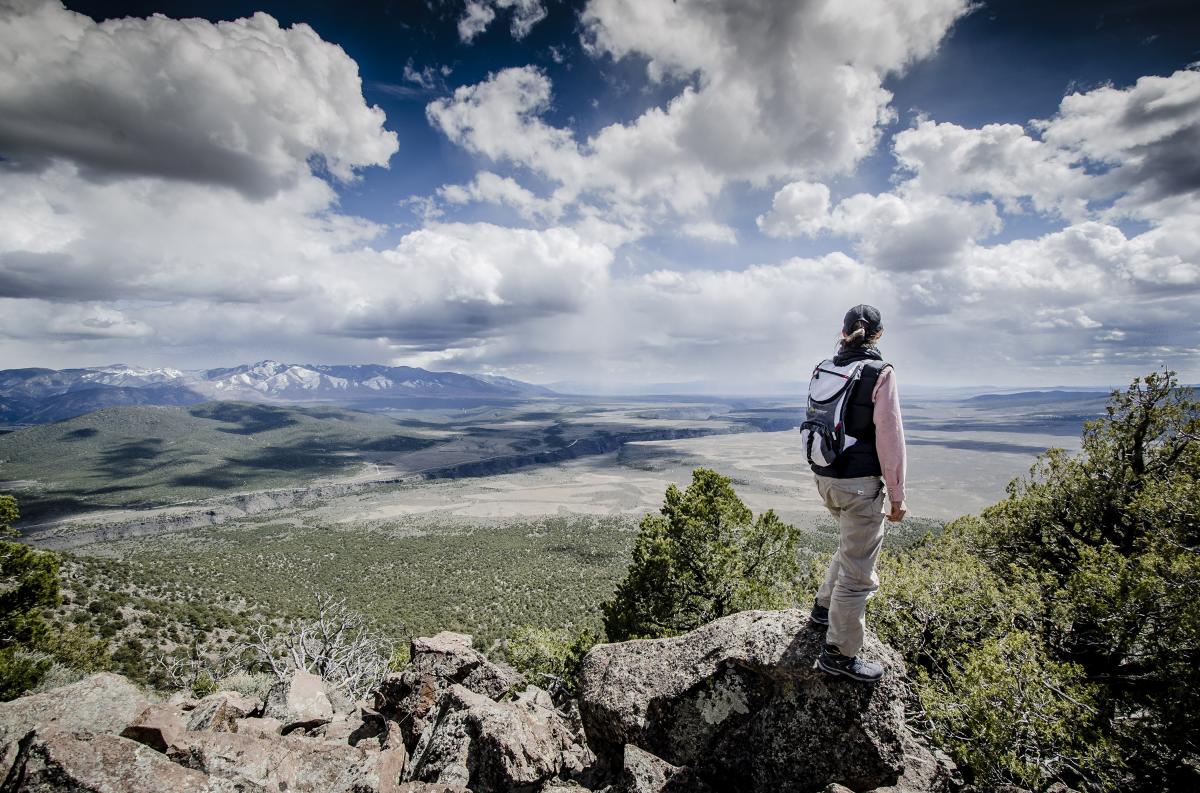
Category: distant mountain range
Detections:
[{"x1": 0, "y1": 361, "x2": 555, "y2": 425}]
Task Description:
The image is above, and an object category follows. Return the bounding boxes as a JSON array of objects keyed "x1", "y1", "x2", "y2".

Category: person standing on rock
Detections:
[{"x1": 801, "y1": 304, "x2": 907, "y2": 682}]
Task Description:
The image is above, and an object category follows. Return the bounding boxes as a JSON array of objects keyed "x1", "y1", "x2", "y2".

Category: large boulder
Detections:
[
  {"x1": 263, "y1": 670, "x2": 334, "y2": 734},
  {"x1": 0, "y1": 672, "x2": 150, "y2": 774},
  {"x1": 375, "y1": 632, "x2": 521, "y2": 750},
  {"x1": 7, "y1": 728, "x2": 253, "y2": 792},
  {"x1": 579, "y1": 609, "x2": 950, "y2": 793},
  {"x1": 0, "y1": 672, "x2": 149, "y2": 746},
  {"x1": 405, "y1": 683, "x2": 592, "y2": 793},
  {"x1": 167, "y1": 730, "x2": 382, "y2": 792}
]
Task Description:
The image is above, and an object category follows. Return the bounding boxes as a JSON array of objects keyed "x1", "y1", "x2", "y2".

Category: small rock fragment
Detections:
[
  {"x1": 121, "y1": 703, "x2": 188, "y2": 752},
  {"x1": 187, "y1": 690, "x2": 262, "y2": 732},
  {"x1": 236, "y1": 716, "x2": 284, "y2": 738}
]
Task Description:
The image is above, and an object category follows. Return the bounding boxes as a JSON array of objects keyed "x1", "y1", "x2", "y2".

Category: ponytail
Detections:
[{"x1": 841, "y1": 321, "x2": 882, "y2": 349}]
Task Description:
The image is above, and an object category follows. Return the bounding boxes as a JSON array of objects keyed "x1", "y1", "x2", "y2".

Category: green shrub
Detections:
[
  {"x1": 602, "y1": 468, "x2": 801, "y2": 641},
  {"x1": 191, "y1": 671, "x2": 217, "y2": 699},
  {"x1": 0, "y1": 648, "x2": 52, "y2": 701},
  {"x1": 871, "y1": 527, "x2": 1117, "y2": 789},
  {"x1": 873, "y1": 370, "x2": 1199, "y2": 791},
  {"x1": 215, "y1": 671, "x2": 275, "y2": 700},
  {"x1": 501, "y1": 625, "x2": 599, "y2": 698},
  {"x1": 0, "y1": 500, "x2": 62, "y2": 699},
  {"x1": 870, "y1": 526, "x2": 1042, "y2": 670},
  {"x1": 923, "y1": 631, "x2": 1113, "y2": 789}
]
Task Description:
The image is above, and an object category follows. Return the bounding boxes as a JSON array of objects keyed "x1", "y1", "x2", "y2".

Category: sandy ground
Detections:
[{"x1": 319, "y1": 424, "x2": 1081, "y2": 527}]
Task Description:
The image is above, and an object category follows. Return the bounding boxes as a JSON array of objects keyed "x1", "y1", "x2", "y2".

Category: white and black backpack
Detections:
[{"x1": 800, "y1": 358, "x2": 869, "y2": 467}]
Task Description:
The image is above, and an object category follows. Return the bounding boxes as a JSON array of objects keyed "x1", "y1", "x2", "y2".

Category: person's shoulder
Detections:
[
  {"x1": 870, "y1": 362, "x2": 897, "y2": 400},
  {"x1": 864, "y1": 359, "x2": 892, "y2": 379}
]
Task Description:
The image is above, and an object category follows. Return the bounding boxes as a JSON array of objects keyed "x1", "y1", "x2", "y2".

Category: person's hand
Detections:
[{"x1": 887, "y1": 500, "x2": 907, "y2": 523}]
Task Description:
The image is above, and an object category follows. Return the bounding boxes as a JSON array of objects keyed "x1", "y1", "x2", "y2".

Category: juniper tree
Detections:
[
  {"x1": 871, "y1": 370, "x2": 1200, "y2": 791},
  {"x1": 602, "y1": 468, "x2": 801, "y2": 642},
  {"x1": 0, "y1": 495, "x2": 62, "y2": 699}
]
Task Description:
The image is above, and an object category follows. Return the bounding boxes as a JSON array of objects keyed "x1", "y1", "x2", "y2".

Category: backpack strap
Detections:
[{"x1": 855, "y1": 360, "x2": 890, "y2": 404}]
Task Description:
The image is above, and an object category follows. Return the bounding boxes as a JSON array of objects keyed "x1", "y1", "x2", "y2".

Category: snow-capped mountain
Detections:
[
  {"x1": 197, "y1": 361, "x2": 554, "y2": 400},
  {"x1": 0, "y1": 361, "x2": 555, "y2": 424}
]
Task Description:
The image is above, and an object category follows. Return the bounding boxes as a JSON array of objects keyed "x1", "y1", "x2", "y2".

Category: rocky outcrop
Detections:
[
  {"x1": 6, "y1": 729, "x2": 252, "y2": 792},
  {"x1": 0, "y1": 671, "x2": 150, "y2": 776},
  {"x1": 236, "y1": 716, "x2": 284, "y2": 738},
  {"x1": 0, "y1": 612, "x2": 954, "y2": 793},
  {"x1": 578, "y1": 609, "x2": 953, "y2": 793},
  {"x1": 375, "y1": 631, "x2": 522, "y2": 751},
  {"x1": 406, "y1": 684, "x2": 592, "y2": 792},
  {"x1": 615, "y1": 744, "x2": 708, "y2": 793},
  {"x1": 0, "y1": 671, "x2": 396, "y2": 793},
  {"x1": 0, "y1": 672, "x2": 149, "y2": 746},
  {"x1": 167, "y1": 731, "x2": 384, "y2": 792}
]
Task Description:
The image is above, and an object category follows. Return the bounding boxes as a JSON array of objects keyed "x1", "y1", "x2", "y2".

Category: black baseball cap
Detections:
[{"x1": 842, "y1": 304, "x2": 882, "y2": 335}]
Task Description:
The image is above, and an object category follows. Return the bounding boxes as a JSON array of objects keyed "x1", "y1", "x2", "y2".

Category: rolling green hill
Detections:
[{"x1": 0, "y1": 402, "x2": 436, "y2": 521}]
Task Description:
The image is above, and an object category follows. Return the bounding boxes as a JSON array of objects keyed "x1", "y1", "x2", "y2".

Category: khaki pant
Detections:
[{"x1": 814, "y1": 474, "x2": 888, "y2": 657}]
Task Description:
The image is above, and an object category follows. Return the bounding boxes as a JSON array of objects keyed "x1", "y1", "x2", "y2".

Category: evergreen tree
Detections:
[
  {"x1": 0, "y1": 495, "x2": 62, "y2": 699},
  {"x1": 871, "y1": 370, "x2": 1199, "y2": 791},
  {"x1": 602, "y1": 468, "x2": 801, "y2": 641}
]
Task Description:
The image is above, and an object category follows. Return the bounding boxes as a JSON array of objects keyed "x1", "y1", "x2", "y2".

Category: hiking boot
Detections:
[
  {"x1": 817, "y1": 643, "x2": 884, "y2": 682},
  {"x1": 809, "y1": 598, "x2": 830, "y2": 626}
]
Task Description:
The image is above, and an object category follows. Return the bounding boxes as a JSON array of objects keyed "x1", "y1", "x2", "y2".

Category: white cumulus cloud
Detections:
[
  {"x1": 760, "y1": 182, "x2": 1001, "y2": 272},
  {"x1": 458, "y1": 0, "x2": 547, "y2": 43},
  {"x1": 431, "y1": 0, "x2": 970, "y2": 228},
  {"x1": 0, "y1": 0, "x2": 397, "y2": 198}
]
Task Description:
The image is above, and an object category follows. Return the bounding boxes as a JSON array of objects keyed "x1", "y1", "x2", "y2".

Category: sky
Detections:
[{"x1": 0, "y1": 0, "x2": 1198, "y2": 391}]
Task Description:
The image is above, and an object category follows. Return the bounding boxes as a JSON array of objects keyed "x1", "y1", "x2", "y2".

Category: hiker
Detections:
[{"x1": 801, "y1": 304, "x2": 906, "y2": 682}]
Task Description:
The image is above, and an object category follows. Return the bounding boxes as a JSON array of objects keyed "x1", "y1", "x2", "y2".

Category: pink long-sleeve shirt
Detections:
[{"x1": 870, "y1": 367, "x2": 907, "y2": 504}]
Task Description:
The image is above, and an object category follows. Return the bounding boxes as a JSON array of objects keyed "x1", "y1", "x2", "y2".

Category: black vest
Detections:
[{"x1": 809, "y1": 355, "x2": 890, "y2": 479}]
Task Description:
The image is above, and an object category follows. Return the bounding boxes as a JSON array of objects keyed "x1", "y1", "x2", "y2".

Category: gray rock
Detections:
[
  {"x1": 578, "y1": 609, "x2": 948, "y2": 793},
  {"x1": 0, "y1": 672, "x2": 149, "y2": 746},
  {"x1": 323, "y1": 710, "x2": 359, "y2": 744},
  {"x1": 380, "y1": 719, "x2": 405, "y2": 751},
  {"x1": 121, "y1": 703, "x2": 188, "y2": 753},
  {"x1": 515, "y1": 685, "x2": 556, "y2": 711},
  {"x1": 864, "y1": 739, "x2": 959, "y2": 793},
  {"x1": 1044, "y1": 784, "x2": 1082, "y2": 793},
  {"x1": 542, "y1": 782, "x2": 595, "y2": 792},
  {"x1": 375, "y1": 632, "x2": 521, "y2": 750},
  {"x1": 377, "y1": 743, "x2": 410, "y2": 793},
  {"x1": 167, "y1": 730, "x2": 382, "y2": 792},
  {"x1": 0, "y1": 672, "x2": 150, "y2": 776},
  {"x1": 616, "y1": 744, "x2": 708, "y2": 793},
  {"x1": 263, "y1": 670, "x2": 334, "y2": 734},
  {"x1": 406, "y1": 683, "x2": 592, "y2": 793},
  {"x1": 235, "y1": 716, "x2": 284, "y2": 738},
  {"x1": 7, "y1": 728, "x2": 253, "y2": 792},
  {"x1": 187, "y1": 690, "x2": 262, "y2": 732},
  {"x1": 168, "y1": 690, "x2": 200, "y2": 709}
]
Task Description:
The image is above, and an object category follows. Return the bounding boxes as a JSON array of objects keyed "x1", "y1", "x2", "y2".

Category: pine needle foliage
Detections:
[
  {"x1": 871, "y1": 370, "x2": 1200, "y2": 791},
  {"x1": 602, "y1": 467, "x2": 801, "y2": 642}
]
